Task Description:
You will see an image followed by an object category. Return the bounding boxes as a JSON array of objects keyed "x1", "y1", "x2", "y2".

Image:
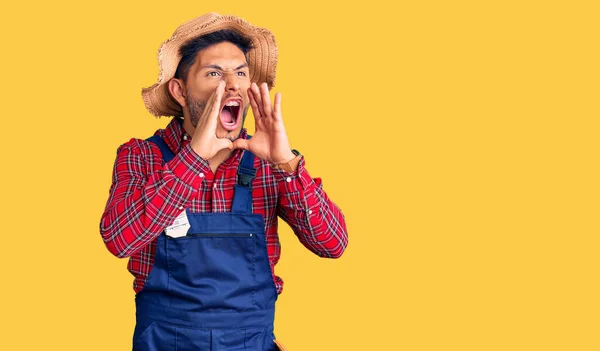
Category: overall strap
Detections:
[
  {"x1": 232, "y1": 135, "x2": 257, "y2": 214},
  {"x1": 146, "y1": 135, "x2": 175, "y2": 164}
]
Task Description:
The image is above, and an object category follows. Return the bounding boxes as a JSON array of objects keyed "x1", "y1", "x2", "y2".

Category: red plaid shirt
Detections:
[{"x1": 100, "y1": 118, "x2": 348, "y2": 294}]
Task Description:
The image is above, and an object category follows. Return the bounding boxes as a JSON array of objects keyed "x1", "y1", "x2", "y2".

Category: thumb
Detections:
[
  {"x1": 215, "y1": 138, "x2": 233, "y2": 152},
  {"x1": 232, "y1": 138, "x2": 250, "y2": 151}
]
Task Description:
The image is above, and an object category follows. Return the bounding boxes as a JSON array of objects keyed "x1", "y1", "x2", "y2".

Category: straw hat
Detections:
[{"x1": 141, "y1": 12, "x2": 278, "y2": 117}]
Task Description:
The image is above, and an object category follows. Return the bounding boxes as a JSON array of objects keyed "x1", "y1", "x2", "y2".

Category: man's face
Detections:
[{"x1": 184, "y1": 41, "x2": 251, "y2": 141}]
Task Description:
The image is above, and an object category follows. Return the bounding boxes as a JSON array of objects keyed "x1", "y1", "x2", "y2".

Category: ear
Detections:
[{"x1": 168, "y1": 78, "x2": 187, "y2": 107}]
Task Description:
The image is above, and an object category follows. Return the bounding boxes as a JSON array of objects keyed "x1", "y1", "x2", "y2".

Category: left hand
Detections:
[{"x1": 231, "y1": 82, "x2": 295, "y2": 164}]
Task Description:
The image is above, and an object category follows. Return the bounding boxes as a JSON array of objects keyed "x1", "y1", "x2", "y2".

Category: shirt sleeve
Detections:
[
  {"x1": 99, "y1": 138, "x2": 210, "y2": 258},
  {"x1": 273, "y1": 156, "x2": 349, "y2": 258}
]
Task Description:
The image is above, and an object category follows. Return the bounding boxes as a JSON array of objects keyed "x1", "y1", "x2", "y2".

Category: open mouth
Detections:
[{"x1": 219, "y1": 99, "x2": 242, "y2": 131}]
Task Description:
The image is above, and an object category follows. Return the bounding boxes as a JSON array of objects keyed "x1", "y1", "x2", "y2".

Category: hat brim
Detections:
[{"x1": 141, "y1": 13, "x2": 278, "y2": 117}]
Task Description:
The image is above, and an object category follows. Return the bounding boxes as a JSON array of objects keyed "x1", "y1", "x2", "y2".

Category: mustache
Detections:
[{"x1": 223, "y1": 93, "x2": 243, "y2": 101}]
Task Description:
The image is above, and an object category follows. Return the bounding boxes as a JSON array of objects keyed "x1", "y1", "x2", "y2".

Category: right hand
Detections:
[{"x1": 189, "y1": 81, "x2": 232, "y2": 159}]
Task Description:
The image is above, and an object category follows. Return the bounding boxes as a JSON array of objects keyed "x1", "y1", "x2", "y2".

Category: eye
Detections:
[
  {"x1": 207, "y1": 71, "x2": 221, "y2": 77},
  {"x1": 237, "y1": 71, "x2": 247, "y2": 77}
]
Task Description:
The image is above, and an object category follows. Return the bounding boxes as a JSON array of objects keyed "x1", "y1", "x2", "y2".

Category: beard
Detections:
[
  {"x1": 186, "y1": 95, "x2": 249, "y2": 140},
  {"x1": 187, "y1": 96, "x2": 207, "y2": 129}
]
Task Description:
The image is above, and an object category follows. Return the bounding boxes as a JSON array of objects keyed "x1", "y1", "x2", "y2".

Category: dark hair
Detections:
[{"x1": 174, "y1": 30, "x2": 254, "y2": 82}]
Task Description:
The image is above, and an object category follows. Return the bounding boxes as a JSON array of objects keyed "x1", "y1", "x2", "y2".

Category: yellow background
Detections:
[{"x1": 1, "y1": 0, "x2": 598, "y2": 350}]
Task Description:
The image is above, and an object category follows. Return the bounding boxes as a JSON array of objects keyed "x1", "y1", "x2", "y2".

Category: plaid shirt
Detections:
[{"x1": 100, "y1": 118, "x2": 348, "y2": 294}]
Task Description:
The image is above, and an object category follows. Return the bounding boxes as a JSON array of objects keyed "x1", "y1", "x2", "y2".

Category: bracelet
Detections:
[{"x1": 271, "y1": 150, "x2": 301, "y2": 172}]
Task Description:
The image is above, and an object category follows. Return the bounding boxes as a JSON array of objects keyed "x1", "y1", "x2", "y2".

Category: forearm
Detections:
[
  {"x1": 275, "y1": 158, "x2": 348, "y2": 258},
  {"x1": 100, "y1": 141, "x2": 209, "y2": 258}
]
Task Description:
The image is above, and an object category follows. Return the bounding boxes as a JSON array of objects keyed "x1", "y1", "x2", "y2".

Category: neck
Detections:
[{"x1": 181, "y1": 116, "x2": 195, "y2": 139}]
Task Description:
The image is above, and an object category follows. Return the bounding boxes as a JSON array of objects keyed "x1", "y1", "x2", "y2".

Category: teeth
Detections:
[{"x1": 225, "y1": 101, "x2": 240, "y2": 106}]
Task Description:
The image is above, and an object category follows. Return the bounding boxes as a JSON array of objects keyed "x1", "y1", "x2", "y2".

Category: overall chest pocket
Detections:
[{"x1": 166, "y1": 232, "x2": 258, "y2": 312}]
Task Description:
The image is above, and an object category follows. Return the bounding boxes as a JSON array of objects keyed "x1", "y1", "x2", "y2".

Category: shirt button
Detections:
[
  {"x1": 199, "y1": 173, "x2": 205, "y2": 178},
  {"x1": 213, "y1": 183, "x2": 217, "y2": 188},
  {"x1": 286, "y1": 177, "x2": 291, "y2": 183},
  {"x1": 179, "y1": 206, "x2": 184, "y2": 210},
  {"x1": 183, "y1": 135, "x2": 189, "y2": 140},
  {"x1": 308, "y1": 210, "x2": 313, "y2": 215}
]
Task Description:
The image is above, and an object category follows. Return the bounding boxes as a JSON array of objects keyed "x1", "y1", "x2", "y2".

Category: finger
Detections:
[
  {"x1": 273, "y1": 92, "x2": 282, "y2": 120},
  {"x1": 199, "y1": 86, "x2": 216, "y2": 122},
  {"x1": 250, "y1": 82, "x2": 266, "y2": 118},
  {"x1": 248, "y1": 88, "x2": 262, "y2": 119},
  {"x1": 205, "y1": 81, "x2": 225, "y2": 128},
  {"x1": 231, "y1": 138, "x2": 250, "y2": 151},
  {"x1": 248, "y1": 88, "x2": 265, "y2": 129},
  {"x1": 260, "y1": 82, "x2": 272, "y2": 118},
  {"x1": 211, "y1": 81, "x2": 225, "y2": 117}
]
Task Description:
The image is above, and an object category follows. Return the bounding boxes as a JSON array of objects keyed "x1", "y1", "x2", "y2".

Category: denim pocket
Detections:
[
  {"x1": 174, "y1": 326, "x2": 211, "y2": 350},
  {"x1": 132, "y1": 320, "x2": 176, "y2": 351},
  {"x1": 166, "y1": 233, "x2": 258, "y2": 312}
]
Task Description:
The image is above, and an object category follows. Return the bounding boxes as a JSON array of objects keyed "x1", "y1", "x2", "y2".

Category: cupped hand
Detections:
[
  {"x1": 232, "y1": 82, "x2": 295, "y2": 164},
  {"x1": 189, "y1": 81, "x2": 233, "y2": 159}
]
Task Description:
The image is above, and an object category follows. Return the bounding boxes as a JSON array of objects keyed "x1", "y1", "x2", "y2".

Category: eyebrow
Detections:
[{"x1": 200, "y1": 63, "x2": 249, "y2": 70}]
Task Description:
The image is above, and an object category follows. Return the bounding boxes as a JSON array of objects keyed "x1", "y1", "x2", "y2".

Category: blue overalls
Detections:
[{"x1": 132, "y1": 135, "x2": 279, "y2": 351}]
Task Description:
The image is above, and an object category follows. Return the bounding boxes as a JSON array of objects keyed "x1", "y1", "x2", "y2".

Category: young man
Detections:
[{"x1": 100, "y1": 13, "x2": 348, "y2": 351}]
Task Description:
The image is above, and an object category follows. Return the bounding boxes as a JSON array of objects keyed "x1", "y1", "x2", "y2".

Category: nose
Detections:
[{"x1": 223, "y1": 71, "x2": 240, "y2": 92}]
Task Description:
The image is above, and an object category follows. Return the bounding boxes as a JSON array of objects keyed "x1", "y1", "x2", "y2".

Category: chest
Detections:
[{"x1": 189, "y1": 160, "x2": 278, "y2": 216}]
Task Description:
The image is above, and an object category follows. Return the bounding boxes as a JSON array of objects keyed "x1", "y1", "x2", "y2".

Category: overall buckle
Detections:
[{"x1": 237, "y1": 167, "x2": 256, "y2": 187}]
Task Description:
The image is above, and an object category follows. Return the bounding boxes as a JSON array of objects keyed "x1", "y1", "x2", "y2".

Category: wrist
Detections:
[
  {"x1": 272, "y1": 152, "x2": 296, "y2": 165},
  {"x1": 189, "y1": 140, "x2": 211, "y2": 160},
  {"x1": 271, "y1": 149, "x2": 301, "y2": 172}
]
